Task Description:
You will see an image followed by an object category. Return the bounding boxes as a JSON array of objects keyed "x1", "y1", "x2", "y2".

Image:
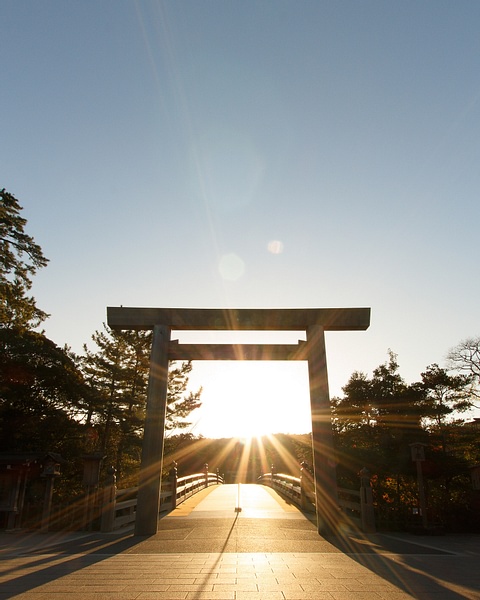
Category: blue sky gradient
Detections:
[{"x1": 2, "y1": 1, "x2": 479, "y2": 437}]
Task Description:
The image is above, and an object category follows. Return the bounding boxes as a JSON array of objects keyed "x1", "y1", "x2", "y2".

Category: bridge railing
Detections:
[
  {"x1": 101, "y1": 466, "x2": 224, "y2": 532},
  {"x1": 175, "y1": 470, "x2": 223, "y2": 505},
  {"x1": 257, "y1": 466, "x2": 375, "y2": 533},
  {"x1": 257, "y1": 472, "x2": 303, "y2": 506}
]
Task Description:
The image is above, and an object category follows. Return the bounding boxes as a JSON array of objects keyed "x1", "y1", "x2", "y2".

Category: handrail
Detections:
[
  {"x1": 257, "y1": 472, "x2": 303, "y2": 506},
  {"x1": 257, "y1": 468, "x2": 375, "y2": 533},
  {"x1": 102, "y1": 470, "x2": 224, "y2": 532},
  {"x1": 175, "y1": 472, "x2": 219, "y2": 504}
]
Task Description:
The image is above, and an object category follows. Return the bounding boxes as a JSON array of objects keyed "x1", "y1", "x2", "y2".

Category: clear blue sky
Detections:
[{"x1": 2, "y1": 1, "x2": 479, "y2": 437}]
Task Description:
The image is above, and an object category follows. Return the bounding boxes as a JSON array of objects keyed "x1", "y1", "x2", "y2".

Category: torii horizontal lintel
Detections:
[
  {"x1": 168, "y1": 341, "x2": 307, "y2": 361},
  {"x1": 107, "y1": 307, "x2": 370, "y2": 332}
]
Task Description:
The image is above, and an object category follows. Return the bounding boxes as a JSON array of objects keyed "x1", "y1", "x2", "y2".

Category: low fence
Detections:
[
  {"x1": 257, "y1": 465, "x2": 375, "y2": 533},
  {"x1": 101, "y1": 465, "x2": 224, "y2": 532}
]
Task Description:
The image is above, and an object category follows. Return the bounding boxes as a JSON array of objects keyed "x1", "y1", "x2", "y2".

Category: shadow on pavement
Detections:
[
  {"x1": 2, "y1": 526, "x2": 479, "y2": 600},
  {"x1": 326, "y1": 531, "x2": 480, "y2": 600},
  {"x1": 0, "y1": 531, "x2": 143, "y2": 599}
]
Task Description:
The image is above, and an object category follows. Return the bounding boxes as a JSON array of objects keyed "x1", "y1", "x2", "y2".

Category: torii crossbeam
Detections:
[{"x1": 107, "y1": 306, "x2": 370, "y2": 536}]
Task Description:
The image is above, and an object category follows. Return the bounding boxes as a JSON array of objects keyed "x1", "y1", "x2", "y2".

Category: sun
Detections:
[{"x1": 187, "y1": 361, "x2": 311, "y2": 439}]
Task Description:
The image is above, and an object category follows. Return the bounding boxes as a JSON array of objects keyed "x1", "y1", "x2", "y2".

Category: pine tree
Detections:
[
  {"x1": 81, "y1": 326, "x2": 202, "y2": 479},
  {"x1": 0, "y1": 190, "x2": 93, "y2": 457},
  {"x1": 0, "y1": 189, "x2": 48, "y2": 329}
]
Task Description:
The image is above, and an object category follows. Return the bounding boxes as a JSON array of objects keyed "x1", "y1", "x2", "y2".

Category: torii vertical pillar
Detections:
[
  {"x1": 306, "y1": 324, "x2": 340, "y2": 537},
  {"x1": 135, "y1": 324, "x2": 171, "y2": 536}
]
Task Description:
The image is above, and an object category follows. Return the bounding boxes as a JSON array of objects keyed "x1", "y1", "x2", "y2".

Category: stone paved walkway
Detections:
[{"x1": 0, "y1": 484, "x2": 479, "y2": 599}]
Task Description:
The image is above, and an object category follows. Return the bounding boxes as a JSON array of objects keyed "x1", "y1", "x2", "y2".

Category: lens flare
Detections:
[
  {"x1": 218, "y1": 253, "x2": 245, "y2": 281},
  {"x1": 267, "y1": 240, "x2": 284, "y2": 254}
]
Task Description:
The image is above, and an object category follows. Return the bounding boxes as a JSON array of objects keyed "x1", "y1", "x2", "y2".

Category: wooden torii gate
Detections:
[{"x1": 107, "y1": 307, "x2": 370, "y2": 537}]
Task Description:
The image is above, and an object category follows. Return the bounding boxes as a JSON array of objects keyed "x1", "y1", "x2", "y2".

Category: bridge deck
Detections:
[
  {"x1": 170, "y1": 482, "x2": 305, "y2": 519},
  {"x1": 1, "y1": 485, "x2": 479, "y2": 599}
]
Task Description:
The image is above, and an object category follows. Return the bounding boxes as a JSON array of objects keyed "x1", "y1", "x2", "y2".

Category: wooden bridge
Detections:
[{"x1": 100, "y1": 468, "x2": 375, "y2": 535}]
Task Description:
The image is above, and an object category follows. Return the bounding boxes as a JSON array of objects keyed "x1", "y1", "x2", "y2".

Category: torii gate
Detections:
[{"x1": 107, "y1": 306, "x2": 370, "y2": 537}]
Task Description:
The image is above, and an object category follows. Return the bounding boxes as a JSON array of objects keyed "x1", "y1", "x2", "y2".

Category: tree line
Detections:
[{"x1": 331, "y1": 348, "x2": 480, "y2": 530}]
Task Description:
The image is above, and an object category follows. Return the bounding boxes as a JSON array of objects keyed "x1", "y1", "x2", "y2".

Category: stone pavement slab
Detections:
[{"x1": 1, "y1": 547, "x2": 479, "y2": 600}]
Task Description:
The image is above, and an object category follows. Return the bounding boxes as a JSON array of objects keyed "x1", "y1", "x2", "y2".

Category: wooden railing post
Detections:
[
  {"x1": 170, "y1": 462, "x2": 178, "y2": 509},
  {"x1": 359, "y1": 467, "x2": 376, "y2": 533},
  {"x1": 100, "y1": 467, "x2": 116, "y2": 533},
  {"x1": 270, "y1": 464, "x2": 275, "y2": 487},
  {"x1": 300, "y1": 461, "x2": 314, "y2": 511},
  {"x1": 204, "y1": 464, "x2": 209, "y2": 488}
]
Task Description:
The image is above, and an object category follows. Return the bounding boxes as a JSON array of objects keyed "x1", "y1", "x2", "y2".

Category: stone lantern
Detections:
[{"x1": 82, "y1": 452, "x2": 105, "y2": 487}]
